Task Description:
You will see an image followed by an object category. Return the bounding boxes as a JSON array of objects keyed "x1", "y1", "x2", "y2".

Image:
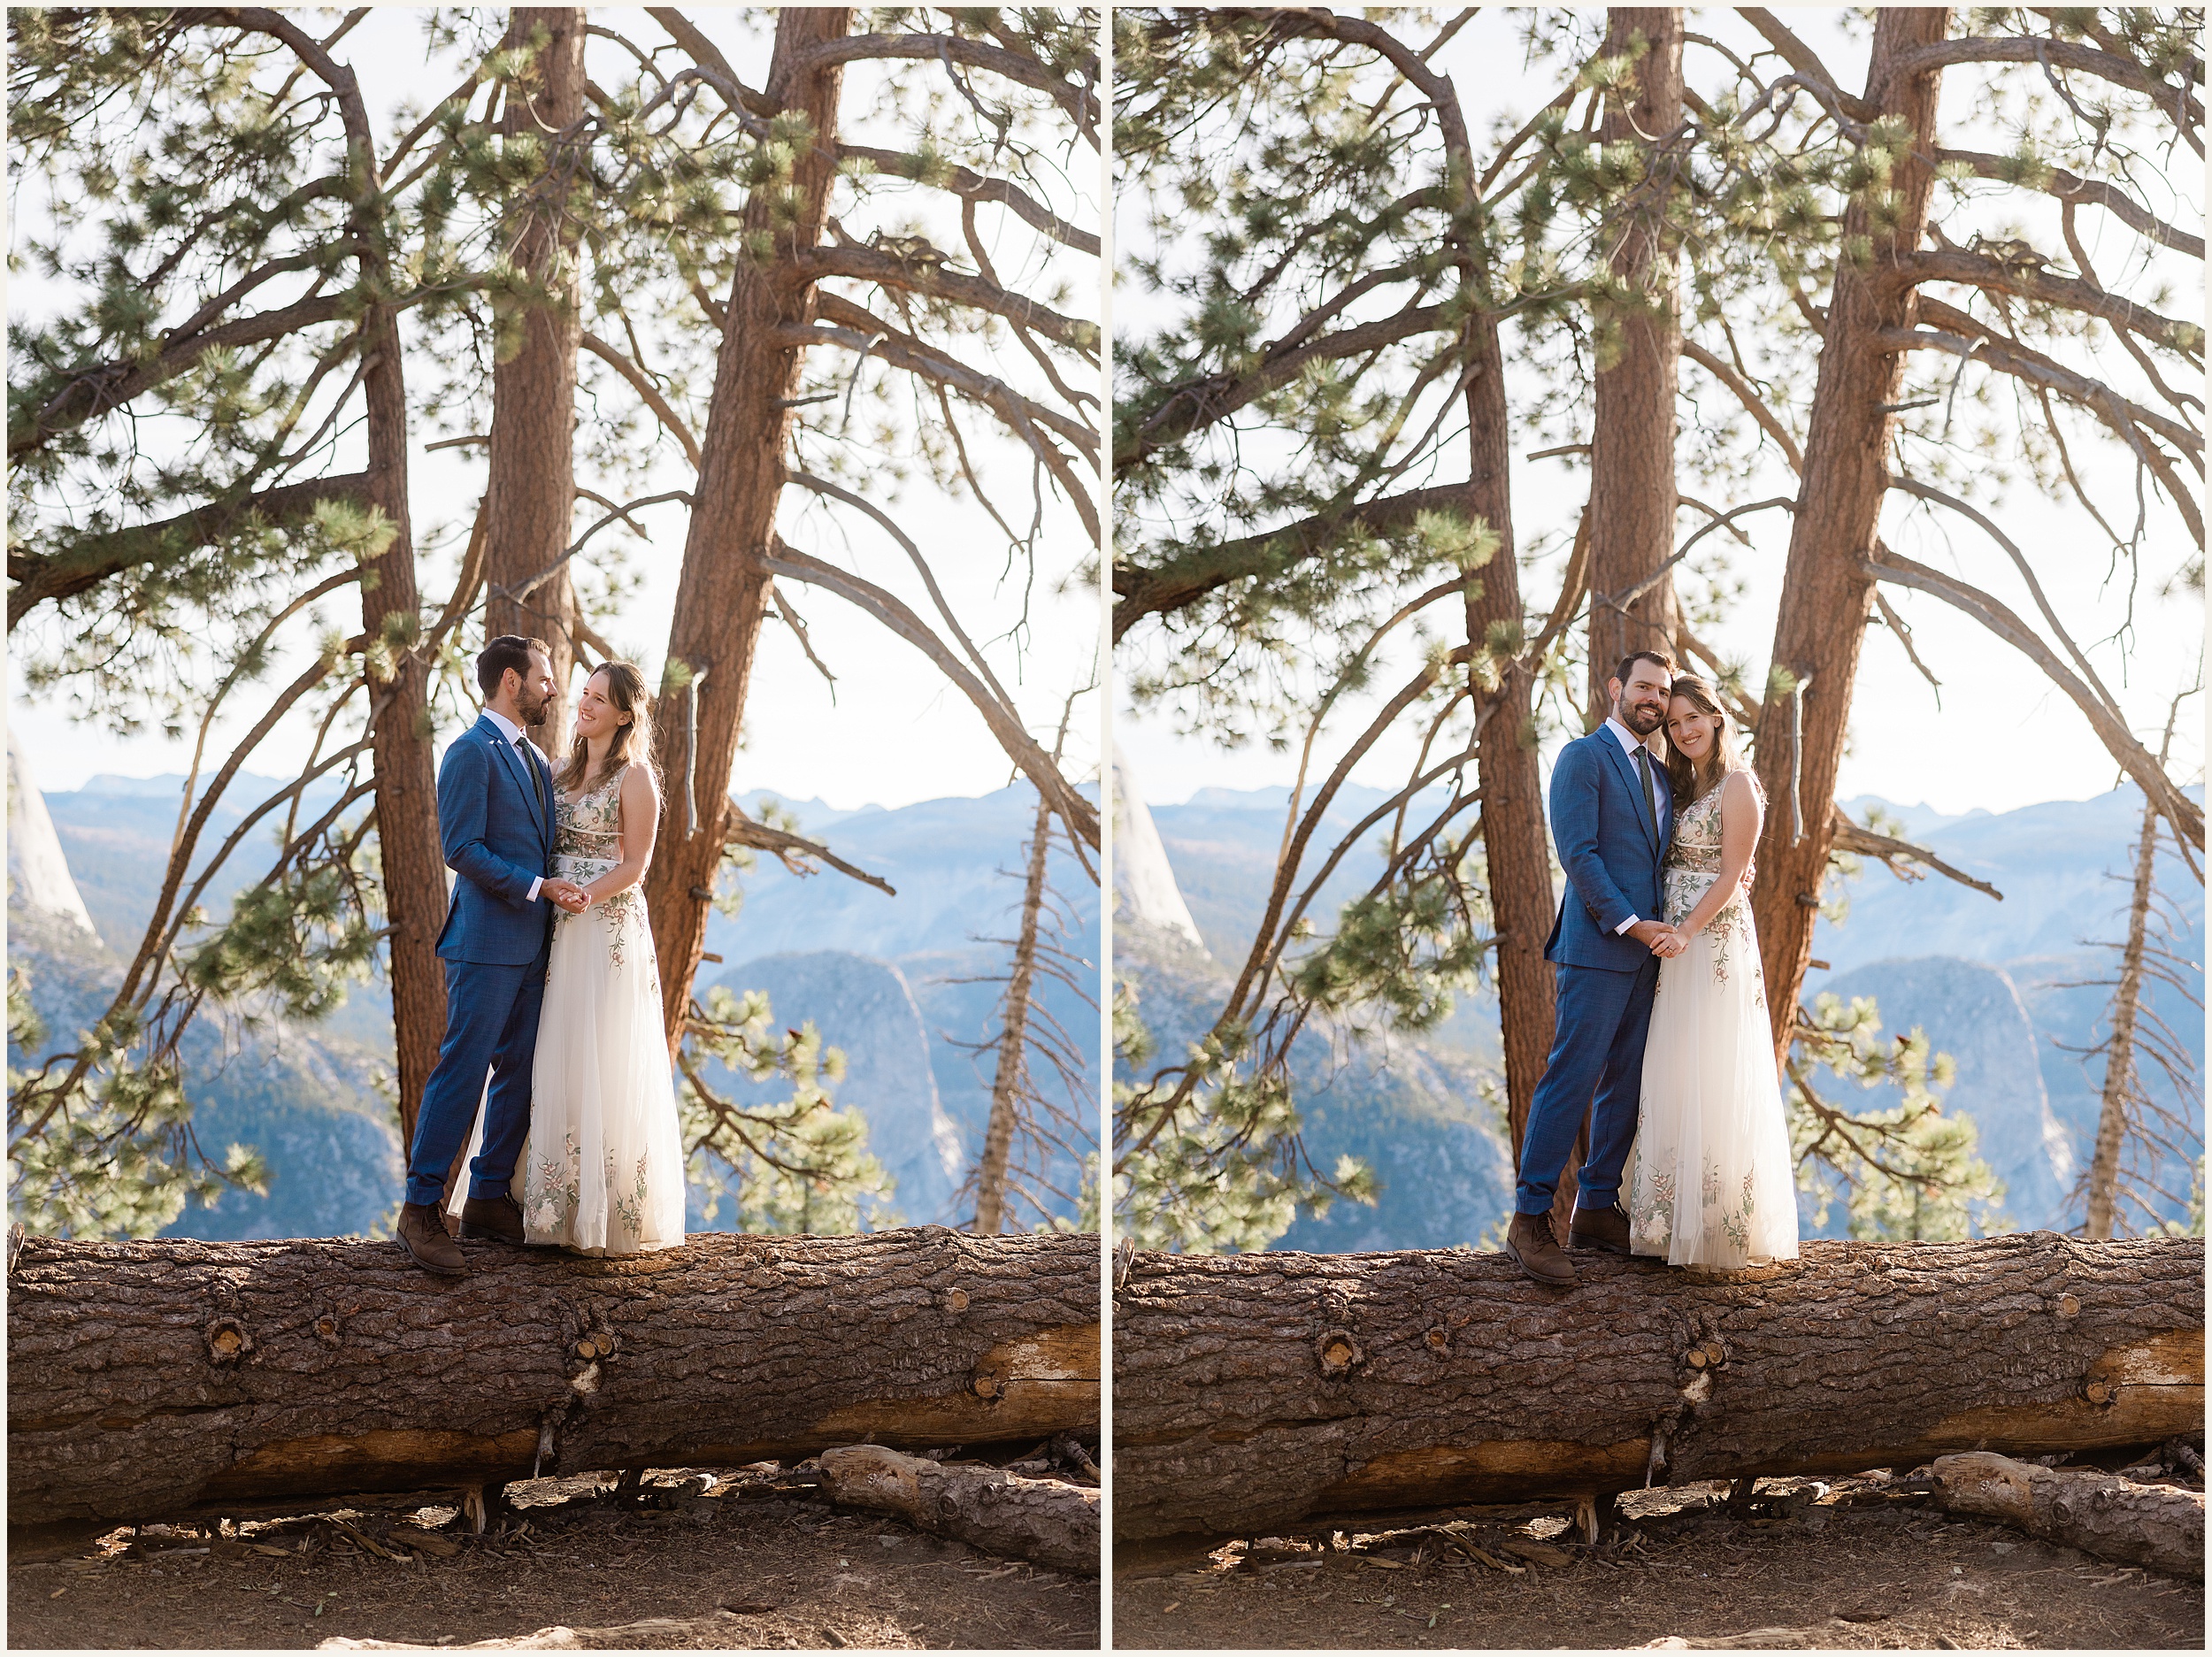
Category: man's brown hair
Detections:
[
  {"x1": 477, "y1": 635, "x2": 550, "y2": 700},
  {"x1": 1614, "y1": 648, "x2": 1678, "y2": 687}
]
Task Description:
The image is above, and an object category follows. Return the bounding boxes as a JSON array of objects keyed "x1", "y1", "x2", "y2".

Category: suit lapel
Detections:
[
  {"x1": 1599, "y1": 731, "x2": 1663, "y2": 857},
  {"x1": 484, "y1": 718, "x2": 547, "y2": 840}
]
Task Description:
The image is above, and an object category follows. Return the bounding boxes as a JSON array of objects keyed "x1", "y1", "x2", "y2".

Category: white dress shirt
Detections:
[
  {"x1": 1602, "y1": 715, "x2": 1669, "y2": 936},
  {"x1": 482, "y1": 708, "x2": 547, "y2": 904}
]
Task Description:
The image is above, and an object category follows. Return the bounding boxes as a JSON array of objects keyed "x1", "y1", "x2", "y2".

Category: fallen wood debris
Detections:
[{"x1": 1930, "y1": 1451, "x2": 2204, "y2": 1578}]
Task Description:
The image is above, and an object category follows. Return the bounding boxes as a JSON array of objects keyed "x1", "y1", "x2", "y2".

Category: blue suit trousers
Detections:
[
  {"x1": 404, "y1": 948, "x2": 549, "y2": 1207},
  {"x1": 1514, "y1": 956, "x2": 1659, "y2": 1216}
]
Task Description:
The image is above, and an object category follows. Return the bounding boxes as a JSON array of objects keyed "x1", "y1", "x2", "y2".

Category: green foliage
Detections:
[
  {"x1": 678, "y1": 984, "x2": 895, "y2": 1236},
  {"x1": 1788, "y1": 991, "x2": 2005, "y2": 1240}
]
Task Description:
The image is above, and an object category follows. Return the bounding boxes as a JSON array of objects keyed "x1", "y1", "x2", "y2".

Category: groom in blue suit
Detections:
[
  {"x1": 396, "y1": 636, "x2": 588, "y2": 1275},
  {"x1": 1505, "y1": 649, "x2": 1686, "y2": 1287}
]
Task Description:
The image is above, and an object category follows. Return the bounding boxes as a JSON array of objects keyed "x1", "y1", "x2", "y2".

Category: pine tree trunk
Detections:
[
  {"x1": 1749, "y1": 6, "x2": 1953, "y2": 1064},
  {"x1": 2085, "y1": 753, "x2": 2170, "y2": 1239},
  {"x1": 1463, "y1": 315, "x2": 1562, "y2": 1230},
  {"x1": 1585, "y1": 6, "x2": 1684, "y2": 713},
  {"x1": 360, "y1": 303, "x2": 446, "y2": 1154},
  {"x1": 1111, "y1": 1233, "x2": 2202, "y2": 1541},
  {"x1": 642, "y1": 8, "x2": 851, "y2": 1054},
  {"x1": 976, "y1": 792, "x2": 1055, "y2": 1235},
  {"x1": 6, "y1": 1229, "x2": 1099, "y2": 1527},
  {"x1": 482, "y1": 7, "x2": 587, "y2": 748}
]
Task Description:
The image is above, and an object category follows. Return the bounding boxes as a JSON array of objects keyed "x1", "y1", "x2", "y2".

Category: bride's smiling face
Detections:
[
  {"x1": 572, "y1": 671, "x2": 630, "y2": 742},
  {"x1": 1665, "y1": 695, "x2": 1720, "y2": 763}
]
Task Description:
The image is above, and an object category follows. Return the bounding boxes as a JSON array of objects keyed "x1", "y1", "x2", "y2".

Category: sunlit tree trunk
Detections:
[
  {"x1": 482, "y1": 7, "x2": 586, "y2": 747},
  {"x1": 1585, "y1": 6, "x2": 1684, "y2": 715},
  {"x1": 1750, "y1": 6, "x2": 1952, "y2": 1064},
  {"x1": 641, "y1": 8, "x2": 853, "y2": 1053}
]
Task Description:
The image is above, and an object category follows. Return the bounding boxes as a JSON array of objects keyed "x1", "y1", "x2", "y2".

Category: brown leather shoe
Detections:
[
  {"x1": 459, "y1": 1191, "x2": 526, "y2": 1245},
  {"x1": 1504, "y1": 1209, "x2": 1577, "y2": 1287},
  {"x1": 1570, "y1": 1200, "x2": 1632, "y2": 1255},
  {"x1": 397, "y1": 1201, "x2": 465, "y2": 1275}
]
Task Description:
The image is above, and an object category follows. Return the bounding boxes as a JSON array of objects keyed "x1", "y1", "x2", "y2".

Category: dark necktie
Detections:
[
  {"x1": 519, "y1": 740, "x2": 545, "y2": 815},
  {"x1": 1636, "y1": 748, "x2": 1658, "y2": 832}
]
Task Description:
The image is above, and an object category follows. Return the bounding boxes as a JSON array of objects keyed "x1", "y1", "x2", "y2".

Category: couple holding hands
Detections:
[
  {"x1": 1506, "y1": 649, "x2": 1801, "y2": 1285},
  {"x1": 395, "y1": 636, "x2": 687, "y2": 1275}
]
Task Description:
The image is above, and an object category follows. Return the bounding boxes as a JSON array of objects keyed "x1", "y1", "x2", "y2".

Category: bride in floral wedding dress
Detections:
[
  {"x1": 452, "y1": 661, "x2": 687, "y2": 1255},
  {"x1": 1626, "y1": 675, "x2": 1800, "y2": 1271}
]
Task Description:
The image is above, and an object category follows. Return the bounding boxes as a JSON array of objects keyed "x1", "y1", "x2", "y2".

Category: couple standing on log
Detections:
[
  {"x1": 395, "y1": 636, "x2": 687, "y2": 1275},
  {"x1": 1505, "y1": 649, "x2": 1801, "y2": 1286}
]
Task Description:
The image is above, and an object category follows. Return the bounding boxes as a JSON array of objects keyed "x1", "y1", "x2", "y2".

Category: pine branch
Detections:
[
  {"x1": 1681, "y1": 338, "x2": 1804, "y2": 471},
  {"x1": 580, "y1": 331, "x2": 702, "y2": 466},
  {"x1": 722, "y1": 804, "x2": 895, "y2": 895},
  {"x1": 1737, "y1": 9, "x2": 1879, "y2": 123},
  {"x1": 7, "y1": 471, "x2": 373, "y2": 627},
  {"x1": 1891, "y1": 35, "x2": 2204, "y2": 132},
  {"x1": 1936, "y1": 148, "x2": 2204, "y2": 260},
  {"x1": 838, "y1": 144, "x2": 1099, "y2": 257},
  {"x1": 1862, "y1": 541, "x2": 2205, "y2": 851},
  {"x1": 1111, "y1": 484, "x2": 1471, "y2": 640},
  {"x1": 643, "y1": 7, "x2": 774, "y2": 117},
  {"x1": 1828, "y1": 803, "x2": 2003, "y2": 901},
  {"x1": 763, "y1": 537, "x2": 1102, "y2": 860},
  {"x1": 795, "y1": 244, "x2": 1098, "y2": 357},
  {"x1": 1891, "y1": 249, "x2": 2205, "y2": 361},
  {"x1": 786, "y1": 32, "x2": 1099, "y2": 145},
  {"x1": 1118, "y1": 301, "x2": 1447, "y2": 472}
]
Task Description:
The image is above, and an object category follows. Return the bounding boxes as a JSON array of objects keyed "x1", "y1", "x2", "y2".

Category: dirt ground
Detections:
[
  {"x1": 1112, "y1": 1473, "x2": 2205, "y2": 1651},
  {"x1": 7, "y1": 1466, "x2": 1101, "y2": 1651}
]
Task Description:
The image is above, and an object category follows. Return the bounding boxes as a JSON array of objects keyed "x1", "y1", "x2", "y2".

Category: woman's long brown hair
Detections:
[
  {"x1": 557, "y1": 661, "x2": 659, "y2": 796},
  {"x1": 1663, "y1": 674, "x2": 1743, "y2": 806}
]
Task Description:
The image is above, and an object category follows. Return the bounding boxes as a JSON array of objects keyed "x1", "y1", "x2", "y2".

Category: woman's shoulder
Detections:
[{"x1": 1721, "y1": 767, "x2": 1766, "y2": 803}]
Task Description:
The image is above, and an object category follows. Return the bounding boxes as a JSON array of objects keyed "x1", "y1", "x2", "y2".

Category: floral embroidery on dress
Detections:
[
  {"x1": 1634, "y1": 1168, "x2": 1677, "y2": 1250},
  {"x1": 608, "y1": 1148, "x2": 649, "y2": 1236},
  {"x1": 527, "y1": 1131, "x2": 582, "y2": 1231},
  {"x1": 554, "y1": 767, "x2": 638, "y2": 973}
]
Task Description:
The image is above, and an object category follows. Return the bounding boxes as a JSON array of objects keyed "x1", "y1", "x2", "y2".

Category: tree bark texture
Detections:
[
  {"x1": 1929, "y1": 1451, "x2": 2204, "y2": 1578},
  {"x1": 1111, "y1": 1232, "x2": 2202, "y2": 1541},
  {"x1": 360, "y1": 303, "x2": 446, "y2": 1156},
  {"x1": 483, "y1": 7, "x2": 588, "y2": 748},
  {"x1": 642, "y1": 7, "x2": 852, "y2": 1053},
  {"x1": 1585, "y1": 6, "x2": 1685, "y2": 715},
  {"x1": 1748, "y1": 6, "x2": 1952, "y2": 1063},
  {"x1": 815, "y1": 1444, "x2": 1101, "y2": 1572},
  {"x1": 6, "y1": 1228, "x2": 1098, "y2": 1528},
  {"x1": 1462, "y1": 314, "x2": 1562, "y2": 1233}
]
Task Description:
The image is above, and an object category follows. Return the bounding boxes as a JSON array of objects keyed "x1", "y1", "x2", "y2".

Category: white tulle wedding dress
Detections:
[
  {"x1": 451, "y1": 764, "x2": 687, "y2": 1254},
  {"x1": 1626, "y1": 772, "x2": 1801, "y2": 1270}
]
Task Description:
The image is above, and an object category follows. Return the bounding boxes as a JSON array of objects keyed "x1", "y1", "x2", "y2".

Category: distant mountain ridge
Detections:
[
  {"x1": 18, "y1": 771, "x2": 1096, "y2": 1239},
  {"x1": 1119, "y1": 775, "x2": 2202, "y2": 1245}
]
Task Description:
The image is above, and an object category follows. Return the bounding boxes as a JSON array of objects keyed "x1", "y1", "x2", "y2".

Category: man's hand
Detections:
[
  {"x1": 1629, "y1": 918, "x2": 1685, "y2": 958},
  {"x1": 542, "y1": 878, "x2": 591, "y2": 914}
]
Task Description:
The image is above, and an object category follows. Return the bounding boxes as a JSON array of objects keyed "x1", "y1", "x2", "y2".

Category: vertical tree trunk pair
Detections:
[
  {"x1": 642, "y1": 9, "x2": 854, "y2": 1053},
  {"x1": 1486, "y1": 10, "x2": 1683, "y2": 1230},
  {"x1": 1750, "y1": 8, "x2": 1953, "y2": 1062}
]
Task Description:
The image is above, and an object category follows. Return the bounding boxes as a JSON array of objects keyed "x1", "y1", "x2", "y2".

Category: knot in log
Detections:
[{"x1": 1316, "y1": 1328, "x2": 1363, "y2": 1377}]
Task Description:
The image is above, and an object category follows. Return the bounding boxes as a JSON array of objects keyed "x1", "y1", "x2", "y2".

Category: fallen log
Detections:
[
  {"x1": 814, "y1": 1443, "x2": 1101, "y2": 1572},
  {"x1": 1929, "y1": 1451, "x2": 2205, "y2": 1577},
  {"x1": 7, "y1": 1229, "x2": 1098, "y2": 1527},
  {"x1": 1113, "y1": 1233, "x2": 2201, "y2": 1540}
]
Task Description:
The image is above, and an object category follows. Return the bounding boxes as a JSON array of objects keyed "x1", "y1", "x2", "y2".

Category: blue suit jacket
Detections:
[
  {"x1": 434, "y1": 715, "x2": 557, "y2": 966},
  {"x1": 1543, "y1": 728, "x2": 1674, "y2": 971}
]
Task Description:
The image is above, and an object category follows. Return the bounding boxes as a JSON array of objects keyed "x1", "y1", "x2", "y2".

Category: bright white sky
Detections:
[
  {"x1": 1116, "y1": 9, "x2": 2204, "y2": 817},
  {"x1": 9, "y1": 9, "x2": 1109, "y2": 812}
]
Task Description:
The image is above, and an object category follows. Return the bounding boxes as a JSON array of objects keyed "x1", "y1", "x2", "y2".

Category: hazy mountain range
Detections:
[
  {"x1": 8, "y1": 745, "x2": 1096, "y2": 1240},
  {"x1": 1114, "y1": 762, "x2": 2203, "y2": 1247}
]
